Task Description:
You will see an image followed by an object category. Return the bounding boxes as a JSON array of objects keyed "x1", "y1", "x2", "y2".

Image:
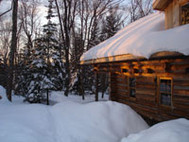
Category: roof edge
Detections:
[
  {"x1": 153, "y1": 0, "x2": 172, "y2": 11},
  {"x1": 80, "y1": 54, "x2": 146, "y2": 65},
  {"x1": 80, "y1": 51, "x2": 185, "y2": 65}
]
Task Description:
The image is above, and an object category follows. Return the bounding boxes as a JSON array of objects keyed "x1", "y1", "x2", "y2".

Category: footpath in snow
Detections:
[{"x1": 0, "y1": 86, "x2": 189, "y2": 142}]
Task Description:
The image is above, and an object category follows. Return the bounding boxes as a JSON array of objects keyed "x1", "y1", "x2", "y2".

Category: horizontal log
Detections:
[
  {"x1": 158, "y1": 112, "x2": 177, "y2": 121},
  {"x1": 136, "y1": 77, "x2": 155, "y2": 83},
  {"x1": 136, "y1": 89, "x2": 156, "y2": 96},
  {"x1": 111, "y1": 90, "x2": 128, "y2": 96},
  {"x1": 111, "y1": 83, "x2": 128, "y2": 88},
  {"x1": 111, "y1": 76, "x2": 128, "y2": 82},
  {"x1": 136, "y1": 84, "x2": 156, "y2": 89},
  {"x1": 112, "y1": 85, "x2": 128, "y2": 92},
  {"x1": 174, "y1": 79, "x2": 189, "y2": 86},
  {"x1": 170, "y1": 64, "x2": 189, "y2": 71},
  {"x1": 173, "y1": 103, "x2": 189, "y2": 111},
  {"x1": 174, "y1": 86, "x2": 189, "y2": 90},
  {"x1": 172, "y1": 109, "x2": 189, "y2": 118},
  {"x1": 173, "y1": 99, "x2": 189, "y2": 106},
  {"x1": 174, "y1": 89, "x2": 189, "y2": 95},
  {"x1": 136, "y1": 94, "x2": 156, "y2": 102}
]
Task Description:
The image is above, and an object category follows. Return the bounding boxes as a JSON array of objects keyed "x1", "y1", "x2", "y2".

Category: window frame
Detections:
[
  {"x1": 128, "y1": 77, "x2": 136, "y2": 98},
  {"x1": 180, "y1": 2, "x2": 189, "y2": 25},
  {"x1": 158, "y1": 77, "x2": 173, "y2": 107}
]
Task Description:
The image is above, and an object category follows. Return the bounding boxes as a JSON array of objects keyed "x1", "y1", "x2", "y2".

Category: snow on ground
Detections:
[
  {"x1": 50, "y1": 91, "x2": 109, "y2": 104},
  {"x1": 1, "y1": 86, "x2": 189, "y2": 142},
  {"x1": 80, "y1": 12, "x2": 189, "y2": 62},
  {"x1": 0, "y1": 86, "x2": 9, "y2": 104},
  {"x1": 0, "y1": 86, "x2": 148, "y2": 142},
  {"x1": 51, "y1": 101, "x2": 148, "y2": 142},
  {"x1": 121, "y1": 118, "x2": 189, "y2": 142}
]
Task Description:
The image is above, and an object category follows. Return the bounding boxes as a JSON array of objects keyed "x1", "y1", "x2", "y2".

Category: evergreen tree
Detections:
[
  {"x1": 42, "y1": 0, "x2": 65, "y2": 90},
  {"x1": 14, "y1": 47, "x2": 33, "y2": 97},
  {"x1": 24, "y1": 0, "x2": 65, "y2": 104},
  {"x1": 101, "y1": 7, "x2": 123, "y2": 41},
  {"x1": 26, "y1": 38, "x2": 54, "y2": 103}
]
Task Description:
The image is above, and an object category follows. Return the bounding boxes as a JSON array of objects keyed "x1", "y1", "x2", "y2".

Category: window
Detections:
[
  {"x1": 159, "y1": 78, "x2": 172, "y2": 106},
  {"x1": 129, "y1": 77, "x2": 136, "y2": 97},
  {"x1": 181, "y1": 3, "x2": 189, "y2": 25}
]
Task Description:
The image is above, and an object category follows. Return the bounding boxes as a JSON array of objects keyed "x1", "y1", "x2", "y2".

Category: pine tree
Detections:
[
  {"x1": 25, "y1": 0, "x2": 65, "y2": 104},
  {"x1": 42, "y1": 0, "x2": 65, "y2": 91},
  {"x1": 26, "y1": 38, "x2": 54, "y2": 103},
  {"x1": 14, "y1": 47, "x2": 33, "y2": 97},
  {"x1": 100, "y1": 7, "x2": 123, "y2": 41}
]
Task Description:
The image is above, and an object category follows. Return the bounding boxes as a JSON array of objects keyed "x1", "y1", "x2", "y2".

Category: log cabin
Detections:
[{"x1": 80, "y1": 0, "x2": 189, "y2": 122}]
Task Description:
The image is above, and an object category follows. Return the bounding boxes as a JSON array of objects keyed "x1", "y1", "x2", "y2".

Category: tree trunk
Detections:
[
  {"x1": 6, "y1": 0, "x2": 18, "y2": 102},
  {"x1": 64, "y1": 47, "x2": 70, "y2": 97},
  {"x1": 95, "y1": 72, "x2": 99, "y2": 101},
  {"x1": 47, "y1": 89, "x2": 49, "y2": 105}
]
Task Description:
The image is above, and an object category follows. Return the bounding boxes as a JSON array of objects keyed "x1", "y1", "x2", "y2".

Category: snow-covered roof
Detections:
[{"x1": 80, "y1": 12, "x2": 189, "y2": 64}]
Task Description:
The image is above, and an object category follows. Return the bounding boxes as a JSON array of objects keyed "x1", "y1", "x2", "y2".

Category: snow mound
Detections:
[
  {"x1": 0, "y1": 101, "x2": 148, "y2": 142},
  {"x1": 121, "y1": 118, "x2": 189, "y2": 142},
  {"x1": 51, "y1": 101, "x2": 149, "y2": 142},
  {"x1": 0, "y1": 104, "x2": 54, "y2": 142},
  {"x1": 81, "y1": 12, "x2": 189, "y2": 62},
  {"x1": 0, "y1": 86, "x2": 9, "y2": 104}
]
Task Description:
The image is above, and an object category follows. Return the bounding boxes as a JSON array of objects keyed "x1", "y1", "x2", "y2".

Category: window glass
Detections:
[
  {"x1": 181, "y1": 3, "x2": 189, "y2": 25},
  {"x1": 129, "y1": 78, "x2": 136, "y2": 97},
  {"x1": 160, "y1": 78, "x2": 172, "y2": 106}
]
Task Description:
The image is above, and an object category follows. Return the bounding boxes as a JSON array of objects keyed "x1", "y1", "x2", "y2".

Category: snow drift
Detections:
[
  {"x1": 51, "y1": 101, "x2": 148, "y2": 142},
  {"x1": 0, "y1": 100, "x2": 148, "y2": 142},
  {"x1": 121, "y1": 118, "x2": 189, "y2": 142},
  {"x1": 0, "y1": 86, "x2": 9, "y2": 104},
  {"x1": 80, "y1": 12, "x2": 189, "y2": 62}
]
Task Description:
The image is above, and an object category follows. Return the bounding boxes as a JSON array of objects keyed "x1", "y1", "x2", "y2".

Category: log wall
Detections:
[
  {"x1": 164, "y1": 0, "x2": 188, "y2": 29},
  {"x1": 95, "y1": 57, "x2": 189, "y2": 121}
]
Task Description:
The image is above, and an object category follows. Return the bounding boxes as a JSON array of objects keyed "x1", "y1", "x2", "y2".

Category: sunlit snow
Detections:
[{"x1": 81, "y1": 12, "x2": 189, "y2": 62}]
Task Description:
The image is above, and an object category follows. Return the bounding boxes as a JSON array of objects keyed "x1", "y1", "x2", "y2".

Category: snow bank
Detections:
[
  {"x1": 0, "y1": 104, "x2": 54, "y2": 142},
  {"x1": 121, "y1": 118, "x2": 189, "y2": 142},
  {"x1": 0, "y1": 86, "x2": 9, "y2": 104},
  {"x1": 51, "y1": 101, "x2": 148, "y2": 142},
  {"x1": 0, "y1": 100, "x2": 148, "y2": 142},
  {"x1": 80, "y1": 12, "x2": 189, "y2": 62},
  {"x1": 50, "y1": 91, "x2": 109, "y2": 104}
]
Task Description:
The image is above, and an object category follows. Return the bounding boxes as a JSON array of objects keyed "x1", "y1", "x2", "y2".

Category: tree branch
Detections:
[{"x1": 0, "y1": 1, "x2": 13, "y2": 17}]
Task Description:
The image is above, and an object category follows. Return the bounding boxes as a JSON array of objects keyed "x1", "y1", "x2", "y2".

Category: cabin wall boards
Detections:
[
  {"x1": 94, "y1": 57, "x2": 189, "y2": 121},
  {"x1": 153, "y1": 0, "x2": 189, "y2": 29}
]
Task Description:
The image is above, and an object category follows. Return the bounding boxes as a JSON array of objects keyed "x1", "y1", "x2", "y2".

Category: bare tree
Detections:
[
  {"x1": 0, "y1": 20, "x2": 12, "y2": 66},
  {"x1": 70, "y1": 0, "x2": 123, "y2": 98},
  {"x1": 55, "y1": 0, "x2": 123, "y2": 97},
  {"x1": 0, "y1": 0, "x2": 13, "y2": 18},
  {"x1": 18, "y1": 0, "x2": 41, "y2": 56},
  {"x1": 126, "y1": 0, "x2": 153, "y2": 22},
  {"x1": 55, "y1": 0, "x2": 78, "y2": 96},
  {"x1": 6, "y1": 0, "x2": 18, "y2": 102}
]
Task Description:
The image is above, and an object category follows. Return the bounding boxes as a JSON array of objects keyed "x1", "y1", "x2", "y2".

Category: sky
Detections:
[{"x1": 0, "y1": 0, "x2": 48, "y2": 25}]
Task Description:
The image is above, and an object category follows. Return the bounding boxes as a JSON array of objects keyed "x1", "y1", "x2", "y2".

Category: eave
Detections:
[
  {"x1": 80, "y1": 54, "x2": 145, "y2": 65},
  {"x1": 80, "y1": 51, "x2": 184, "y2": 65},
  {"x1": 153, "y1": 0, "x2": 173, "y2": 11}
]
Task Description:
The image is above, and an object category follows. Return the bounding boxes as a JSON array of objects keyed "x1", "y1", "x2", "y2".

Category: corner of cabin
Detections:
[
  {"x1": 80, "y1": 4, "x2": 189, "y2": 122},
  {"x1": 153, "y1": 0, "x2": 172, "y2": 11},
  {"x1": 153, "y1": 0, "x2": 189, "y2": 29}
]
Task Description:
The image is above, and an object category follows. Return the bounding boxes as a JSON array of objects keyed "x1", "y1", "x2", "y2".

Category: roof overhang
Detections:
[
  {"x1": 153, "y1": 0, "x2": 172, "y2": 11},
  {"x1": 80, "y1": 51, "x2": 184, "y2": 65},
  {"x1": 80, "y1": 54, "x2": 145, "y2": 65}
]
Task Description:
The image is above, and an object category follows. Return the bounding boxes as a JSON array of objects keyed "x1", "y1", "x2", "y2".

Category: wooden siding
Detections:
[
  {"x1": 153, "y1": 0, "x2": 172, "y2": 11},
  {"x1": 164, "y1": 0, "x2": 189, "y2": 29},
  {"x1": 96, "y1": 56, "x2": 189, "y2": 121}
]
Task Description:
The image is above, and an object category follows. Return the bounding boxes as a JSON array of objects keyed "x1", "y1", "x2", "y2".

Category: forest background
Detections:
[{"x1": 0, "y1": 0, "x2": 153, "y2": 104}]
